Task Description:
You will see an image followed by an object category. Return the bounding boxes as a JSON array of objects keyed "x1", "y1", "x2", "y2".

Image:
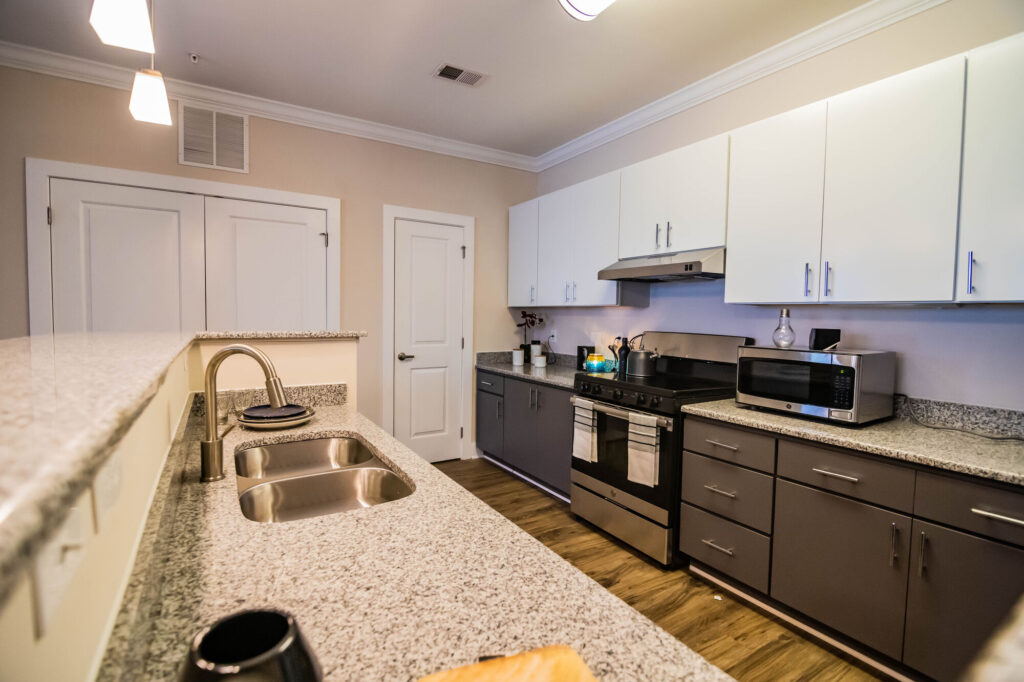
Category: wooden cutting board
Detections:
[{"x1": 418, "y1": 645, "x2": 598, "y2": 682}]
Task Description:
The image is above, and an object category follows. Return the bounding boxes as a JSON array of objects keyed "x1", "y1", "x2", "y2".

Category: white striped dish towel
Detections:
[
  {"x1": 627, "y1": 412, "x2": 660, "y2": 487},
  {"x1": 572, "y1": 398, "x2": 597, "y2": 463}
]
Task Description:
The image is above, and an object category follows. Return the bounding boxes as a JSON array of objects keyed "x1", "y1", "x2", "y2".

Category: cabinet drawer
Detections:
[
  {"x1": 476, "y1": 371, "x2": 504, "y2": 396},
  {"x1": 777, "y1": 439, "x2": 915, "y2": 512},
  {"x1": 915, "y1": 471, "x2": 1024, "y2": 548},
  {"x1": 683, "y1": 418, "x2": 776, "y2": 473},
  {"x1": 681, "y1": 451, "x2": 774, "y2": 533},
  {"x1": 680, "y1": 503, "x2": 770, "y2": 593}
]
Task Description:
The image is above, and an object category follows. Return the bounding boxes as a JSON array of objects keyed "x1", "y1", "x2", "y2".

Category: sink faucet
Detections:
[{"x1": 200, "y1": 344, "x2": 288, "y2": 482}]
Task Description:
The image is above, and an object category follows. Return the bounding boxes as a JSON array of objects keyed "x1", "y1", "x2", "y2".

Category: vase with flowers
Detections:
[{"x1": 516, "y1": 311, "x2": 544, "y2": 362}]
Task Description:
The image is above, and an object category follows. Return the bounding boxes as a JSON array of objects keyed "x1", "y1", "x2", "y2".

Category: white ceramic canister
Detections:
[{"x1": 512, "y1": 349, "x2": 525, "y2": 366}]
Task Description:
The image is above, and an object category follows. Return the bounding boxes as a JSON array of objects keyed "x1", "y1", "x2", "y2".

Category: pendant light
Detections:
[
  {"x1": 89, "y1": 0, "x2": 154, "y2": 53},
  {"x1": 558, "y1": 0, "x2": 617, "y2": 21},
  {"x1": 128, "y1": 0, "x2": 171, "y2": 125}
]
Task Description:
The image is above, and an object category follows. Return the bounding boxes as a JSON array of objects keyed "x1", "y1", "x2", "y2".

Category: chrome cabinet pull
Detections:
[
  {"x1": 705, "y1": 439, "x2": 738, "y2": 452},
  {"x1": 480, "y1": 380, "x2": 493, "y2": 386},
  {"x1": 572, "y1": 281, "x2": 577, "y2": 302},
  {"x1": 529, "y1": 285, "x2": 535, "y2": 303},
  {"x1": 824, "y1": 261, "x2": 831, "y2": 296},
  {"x1": 889, "y1": 522, "x2": 898, "y2": 567},
  {"x1": 666, "y1": 221, "x2": 672, "y2": 248},
  {"x1": 967, "y1": 251, "x2": 976, "y2": 294},
  {"x1": 703, "y1": 484, "x2": 737, "y2": 499},
  {"x1": 917, "y1": 531, "x2": 927, "y2": 577},
  {"x1": 812, "y1": 467, "x2": 860, "y2": 483},
  {"x1": 804, "y1": 262, "x2": 811, "y2": 296},
  {"x1": 971, "y1": 508, "x2": 1024, "y2": 528},
  {"x1": 701, "y1": 538, "x2": 735, "y2": 556},
  {"x1": 655, "y1": 223, "x2": 660, "y2": 247},
  {"x1": 528, "y1": 388, "x2": 535, "y2": 409},
  {"x1": 564, "y1": 282, "x2": 570, "y2": 302}
]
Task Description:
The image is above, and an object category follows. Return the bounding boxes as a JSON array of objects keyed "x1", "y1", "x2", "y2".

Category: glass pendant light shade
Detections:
[
  {"x1": 558, "y1": 0, "x2": 617, "y2": 21},
  {"x1": 129, "y1": 69, "x2": 171, "y2": 125},
  {"x1": 89, "y1": 0, "x2": 155, "y2": 53}
]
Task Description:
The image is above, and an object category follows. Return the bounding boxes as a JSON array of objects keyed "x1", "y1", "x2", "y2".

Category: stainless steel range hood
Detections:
[{"x1": 597, "y1": 247, "x2": 725, "y2": 282}]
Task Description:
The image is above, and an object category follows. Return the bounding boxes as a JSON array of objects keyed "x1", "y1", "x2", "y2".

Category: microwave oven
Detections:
[{"x1": 736, "y1": 346, "x2": 897, "y2": 424}]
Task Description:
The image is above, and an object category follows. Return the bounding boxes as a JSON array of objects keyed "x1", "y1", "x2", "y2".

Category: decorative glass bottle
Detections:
[{"x1": 772, "y1": 308, "x2": 796, "y2": 348}]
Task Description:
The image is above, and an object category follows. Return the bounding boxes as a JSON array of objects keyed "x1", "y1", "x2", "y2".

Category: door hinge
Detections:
[
  {"x1": 319, "y1": 232, "x2": 328, "y2": 247},
  {"x1": 460, "y1": 427, "x2": 464, "y2": 439},
  {"x1": 461, "y1": 245, "x2": 466, "y2": 259},
  {"x1": 47, "y1": 207, "x2": 52, "y2": 225}
]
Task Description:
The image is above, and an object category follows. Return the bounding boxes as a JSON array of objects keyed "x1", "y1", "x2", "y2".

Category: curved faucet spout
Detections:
[{"x1": 200, "y1": 344, "x2": 289, "y2": 482}]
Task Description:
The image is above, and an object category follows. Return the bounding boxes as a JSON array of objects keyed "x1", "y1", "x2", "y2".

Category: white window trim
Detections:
[
  {"x1": 25, "y1": 157, "x2": 341, "y2": 335},
  {"x1": 381, "y1": 204, "x2": 475, "y2": 460}
]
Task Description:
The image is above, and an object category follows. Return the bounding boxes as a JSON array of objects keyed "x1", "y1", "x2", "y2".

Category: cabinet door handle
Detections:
[
  {"x1": 655, "y1": 223, "x2": 660, "y2": 247},
  {"x1": 705, "y1": 438, "x2": 738, "y2": 452},
  {"x1": 572, "y1": 281, "x2": 576, "y2": 302},
  {"x1": 666, "y1": 221, "x2": 672, "y2": 248},
  {"x1": 804, "y1": 262, "x2": 811, "y2": 296},
  {"x1": 824, "y1": 260, "x2": 831, "y2": 296},
  {"x1": 889, "y1": 522, "x2": 898, "y2": 567},
  {"x1": 701, "y1": 538, "x2": 735, "y2": 556},
  {"x1": 564, "y1": 282, "x2": 570, "y2": 302},
  {"x1": 529, "y1": 285, "x2": 535, "y2": 303},
  {"x1": 528, "y1": 388, "x2": 535, "y2": 409},
  {"x1": 967, "y1": 251, "x2": 975, "y2": 294},
  {"x1": 971, "y1": 508, "x2": 1024, "y2": 528},
  {"x1": 703, "y1": 484, "x2": 737, "y2": 499},
  {"x1": 812, "y1": 467, "x2": 859, "y2": 484},
  {"x1": 917, "y1": 531, "x2": 927, "y2": 577},
  {"x1": 496, "y1": 399, "x2": 502, "y2": 421}
]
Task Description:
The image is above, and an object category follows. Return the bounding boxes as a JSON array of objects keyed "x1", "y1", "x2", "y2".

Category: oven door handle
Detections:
[{"x1": 569, "y1": 395, "x2": 673, "y2": 432}]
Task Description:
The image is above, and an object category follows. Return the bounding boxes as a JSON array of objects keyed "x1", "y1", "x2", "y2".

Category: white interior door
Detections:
[
  {"x1": 393, "y1": 219, "x2": 465, "y2": 462},
  {"x1": 205, "y1": 197, "x2": 328, "y2": 331},
  {"x1": 49, "y1": 179, "x2": 205, "y2": 333}
]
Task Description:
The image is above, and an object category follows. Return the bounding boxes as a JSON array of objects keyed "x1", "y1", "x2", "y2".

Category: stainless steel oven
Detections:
[
  {"x1": 736, "y1": 346, "x2": 897, "y2": 424},
  {"x1": 569, "y1": 397, "x2": 681, "y2": 564}
]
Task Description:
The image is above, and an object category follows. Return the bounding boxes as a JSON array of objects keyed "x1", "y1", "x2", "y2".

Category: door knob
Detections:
[{"x1": 397, "y1": 352, "x2": 415, "y2": 361}]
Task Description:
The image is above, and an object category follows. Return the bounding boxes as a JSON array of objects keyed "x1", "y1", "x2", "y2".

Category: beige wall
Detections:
[
  {"x1": 0, "y1": 67, "x2": 537, "y2": 424},
  {"x1": 538, "y1": 0, "x2": 1024, "y2": 192}
]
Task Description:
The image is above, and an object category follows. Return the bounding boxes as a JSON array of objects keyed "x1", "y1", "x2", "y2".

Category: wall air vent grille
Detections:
[
  {"x1": 434, "y1": 63, "x2": 486, "y2": 87},
  {"x1": 179, "y1": 102, "x2": 249, "y2": 173}
]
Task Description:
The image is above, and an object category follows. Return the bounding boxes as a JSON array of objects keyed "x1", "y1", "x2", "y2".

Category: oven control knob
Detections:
[
  {"x1": 592, "y1": 386, "x2": 602, "y2": 395},
  {"x1": 613, "y1": 389, "x2": 623, "y2": 400},
  {"x1": 580, "y1": 383, "x2": 589, "y2": 393},
  {"x1": 650, "y1": 396, "x2": 661, "y2": 408},
  {"x1": 636, "y1": 394, "x2": 647, "y2": 405}
]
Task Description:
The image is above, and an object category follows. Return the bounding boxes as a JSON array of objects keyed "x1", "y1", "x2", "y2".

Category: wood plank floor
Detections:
[{"x1": 436, "y1": 458, "x2": 882, "y2": 682}]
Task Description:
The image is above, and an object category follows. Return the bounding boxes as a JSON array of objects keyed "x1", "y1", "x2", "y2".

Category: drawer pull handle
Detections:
[
  {"x1": 917, "y1": 531, "x2": 927, "y2": 577},
  {"x1": 970, "y1": 508, "x2": 1024, "y2": 528},
  {"x1": 703, "y1": 484, "x2": 737, "y2": 499},
  {"x1": 701, "y1": 538, "x2": 735, "y2": 556},
  {"x1": 705, "y1": 439, "x2": 739, "y2": 452},
  {"x1": 889, "y1": 522, "x2": 898, "y2": 567},
  {"x1": 480, "y1": 381, "x2": 493, "y2": 386},
  {"x1": 812, "y1": 467, "x2": 860, "y2": 484}
]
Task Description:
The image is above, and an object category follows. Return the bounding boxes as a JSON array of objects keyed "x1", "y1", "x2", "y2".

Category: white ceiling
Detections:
[{"x1": 0, "y1": 0, "x2": 870, "y2": 157}]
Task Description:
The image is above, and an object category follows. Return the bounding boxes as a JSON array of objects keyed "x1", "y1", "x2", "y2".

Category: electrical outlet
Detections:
[{"x1": 549, "y1": 329, "x2": 557, "y2": 342}]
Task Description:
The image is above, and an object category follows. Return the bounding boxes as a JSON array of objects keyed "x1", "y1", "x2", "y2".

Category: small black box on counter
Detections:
[
  {"x1": 809, "y1": 328, "x2": 841, "y2": 350},
  {"x1": 576, "y1": 345, "x2": 596, "y2": 370}
]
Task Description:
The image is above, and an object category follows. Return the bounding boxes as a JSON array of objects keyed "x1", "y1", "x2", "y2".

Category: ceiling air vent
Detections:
[
  {"x1": 178, "y1": 102, "x2": 249, "y2": 173},
  {"x1": 434, "y1": 63, "x2": 486, "y2": 87}
]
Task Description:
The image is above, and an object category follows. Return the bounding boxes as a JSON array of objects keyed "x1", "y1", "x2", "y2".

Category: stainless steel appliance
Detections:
[
  {"x1": 570, "y1": 331, "x2": 753, "y2": 564},
  {"x1": 736, "y1": 346, "x2": 897, "y2": 424},
  {"x1": 597, "y1": 247, "x2": 726, "y2": 282}
]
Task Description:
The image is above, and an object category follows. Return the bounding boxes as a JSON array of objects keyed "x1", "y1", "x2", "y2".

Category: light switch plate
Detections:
[
  {"x1": 91, "y1": 450, "x2": 122, "y2": 531},
  {"x1": 32, "y1": 493, "x2": 92, "y2": 638}
]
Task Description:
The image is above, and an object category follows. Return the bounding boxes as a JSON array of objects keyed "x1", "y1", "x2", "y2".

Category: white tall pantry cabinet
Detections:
[
  {"x1": 507, "y1": 199, "x2": 539, "y2": 306},
  {"x1": 819, "y1": 56, "x2": 965, "y2": 303},
  {"x1": 724, "y1": 101, "x2": 827, "y2": 304},
  {"x1": 957, "y1": 33, "x2": 1024, "y2": 302}
]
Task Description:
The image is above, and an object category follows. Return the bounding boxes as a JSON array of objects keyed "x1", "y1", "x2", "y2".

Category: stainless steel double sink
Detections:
[{"x1": 234, "y1": 438, "x2": 412, "y2": 523}]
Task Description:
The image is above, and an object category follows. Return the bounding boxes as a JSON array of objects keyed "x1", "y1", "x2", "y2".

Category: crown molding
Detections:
[
  {"x1": 0, "y1": 41, "x2": 538, "y2": 172},
  {"x1": 533, "y1": 0, "x2": 950, "y2": 171},
  {"x1": 0, "y1": 0, "x2": 948, "y2": 174}
]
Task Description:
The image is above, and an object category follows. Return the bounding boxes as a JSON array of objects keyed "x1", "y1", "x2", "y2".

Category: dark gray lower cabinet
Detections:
[
  {"x1": 771, "y1": 479, "x2": 912, "y2": 660},
  {"x1": 499, "y1": 378, "x2": 572, "y2": 495},
  {"x1": 903, "y1": 519, "x2": 1024, "y2": 682},
  {"x1": 475, "y1": 390, "x2": 503, "y2": 458}
]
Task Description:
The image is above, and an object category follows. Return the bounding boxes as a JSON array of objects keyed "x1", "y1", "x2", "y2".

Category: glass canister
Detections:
[{"x1": 585, "y1": 353, "x2": 606, "y2": 373}]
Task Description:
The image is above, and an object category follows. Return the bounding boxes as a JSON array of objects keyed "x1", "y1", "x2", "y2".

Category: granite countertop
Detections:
[
  {"x1": 681, "y1": 400, "x2": 1024, "y2": 486},
  {"x1": 101, "y1": 403, "x2": 732, "y2": 682},
  {"x1": 476, "y1": 360, "x2": 582, "y2": 389},
  {"x1": 0, "y1": 330, "x2": 366, "y2": 606},
  {"x1": 195, "y1": 330, "x2": 367, "y2": 339}
]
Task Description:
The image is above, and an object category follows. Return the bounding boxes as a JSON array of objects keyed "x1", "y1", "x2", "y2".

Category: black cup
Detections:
[{"x1": 179, "y1": 609, "x2": 322, "y2": 682}]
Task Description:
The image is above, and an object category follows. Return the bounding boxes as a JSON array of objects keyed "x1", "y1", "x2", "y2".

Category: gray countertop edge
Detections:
[
  {"x1": 476, "y1": 361, "x2": 589, "y2": 390},
  {"x1": 681, "y1": 400, "x2": 1024, "y2": 487},
  {"x1": 194, "y1": 330, "x2": 367, "y2": 339}
]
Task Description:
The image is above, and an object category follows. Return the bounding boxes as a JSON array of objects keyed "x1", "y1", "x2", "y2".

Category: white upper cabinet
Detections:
[
  {"x1": 957, "y1": 33, "x2": 1024, "y2": 302},
  {"x1": 725, "y1": 101, "x2": 827, "y2": 304},
  {"x1": 820, "y1": 56, "x2": 965, "y2": 303},
  {"x1": 507, "y1": 198, "x2": 539, "y2": 306},
  {"x1": 537, "y1": 172, "x2": 622, "y2": 306},
  {"x1": 619, "y1": 135, "x2": 728, "y2": 259}
]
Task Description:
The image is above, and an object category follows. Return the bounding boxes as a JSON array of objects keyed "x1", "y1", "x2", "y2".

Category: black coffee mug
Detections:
[{"x1": 179, "y1": 609, "x2": 321, "y2": 682}]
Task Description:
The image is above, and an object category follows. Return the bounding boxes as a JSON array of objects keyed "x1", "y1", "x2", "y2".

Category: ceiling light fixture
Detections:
[
  {"x1": 558, "y1": 0, "x2": 617, "y2": 21},
  {"x1": 128, "y1": 0, "x2": 171, "y2": 125},
  {"x1": 89, "y1": 0, "x2": 155, "y2": 53}
]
